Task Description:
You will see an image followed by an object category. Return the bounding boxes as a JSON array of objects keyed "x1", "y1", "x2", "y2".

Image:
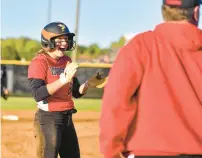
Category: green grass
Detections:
[{"x1": 1, "y1": 97, "x2": 102, "y2": 111}]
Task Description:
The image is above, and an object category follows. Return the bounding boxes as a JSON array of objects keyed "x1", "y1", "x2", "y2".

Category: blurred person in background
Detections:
[
  {"x1": 99, "y1": 0, "x2": 202, "y2": 158},
  {"x1": 102, "y1": 55, "x2": 111, "y2": 63},
  {"x1": 28, "y1": 22, "x2": 107, "y2": 158},
  {"x1": 1, "y1": 64, "x2": 9, "y2": 100}
]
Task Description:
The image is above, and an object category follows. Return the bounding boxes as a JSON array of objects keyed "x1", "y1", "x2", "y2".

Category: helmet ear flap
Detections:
[
  {"x1": 67, "y1": 33, "x2": 76, "y2": 51},
  {"x1": 41, "y1": 35, "x2": 49, "y2": 48},
  {"x1": 68, "y1": 39, "x2": 76, "y2": 51},
  {"x1": 41, "y1": 35, "x2": 55, "y2": 49}
]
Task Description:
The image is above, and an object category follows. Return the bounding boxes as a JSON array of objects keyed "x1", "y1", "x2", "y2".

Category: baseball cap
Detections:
[{"x1": 163, "y1": 0, "x2": 202, "y2": 8}]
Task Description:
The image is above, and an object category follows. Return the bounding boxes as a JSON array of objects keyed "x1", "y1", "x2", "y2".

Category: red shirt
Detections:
[
  {"x1": 28, "y1": 54, "x2": 74, "y2": 111},
  {"x1": 99, "y1": 22, "x2": 202, "y2": 157}
]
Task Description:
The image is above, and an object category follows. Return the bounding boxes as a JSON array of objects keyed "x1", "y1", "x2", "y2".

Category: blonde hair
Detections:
[
  {"x1": 162, "y1": 5, "x2": 191, "y2": 21},
  {"x1": 36, "y1": 47, "x2": 54, "y2": 55},
  {"x1": 36, "y1": 49, "x2": 46, "y2": 54}
]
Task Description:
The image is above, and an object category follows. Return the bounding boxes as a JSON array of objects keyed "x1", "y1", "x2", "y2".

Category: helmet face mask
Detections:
[
  {"x1": 41, "y1": 22, "x2": 76, "y2": 51},
  {"x1": 53, "y1": 36, "x2": 76, "y2": 52}
]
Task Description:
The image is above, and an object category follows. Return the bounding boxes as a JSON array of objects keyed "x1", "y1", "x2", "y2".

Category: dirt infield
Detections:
[{"x1": 1, "y1": 110, "x2": 103, "y2": 158}]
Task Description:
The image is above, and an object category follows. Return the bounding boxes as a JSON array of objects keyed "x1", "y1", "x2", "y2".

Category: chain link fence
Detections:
[{"x1": 3, "y1": 64, "x2": 110, "y2": 98}]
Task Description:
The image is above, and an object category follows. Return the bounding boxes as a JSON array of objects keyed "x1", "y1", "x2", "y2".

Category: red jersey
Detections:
[
  {"x1": 28, "y1": 54, "x2": 74, "y2": 111},
  {"x1": 99, "y1": 22, "x2": 202, "y2": 157}
]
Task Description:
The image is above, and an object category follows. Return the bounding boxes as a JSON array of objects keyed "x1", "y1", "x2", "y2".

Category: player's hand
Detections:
[
  {"x1": 64, "y1": 62, "x2": 79, "y2": 81},
  {"x1": 60, "y1": 62, "x2": 79, "y2": 84}
]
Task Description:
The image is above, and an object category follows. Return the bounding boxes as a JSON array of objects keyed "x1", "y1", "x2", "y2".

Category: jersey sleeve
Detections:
[
  {"x1": 28, "y1": 58, "x2": 48, "y2": 80},
  {"x1": 64, "y1": 55, "x2": 72, "y2": 64}
]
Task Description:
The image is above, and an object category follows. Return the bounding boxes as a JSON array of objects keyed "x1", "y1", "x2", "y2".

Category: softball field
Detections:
[{"x1": 1, "y1": 97, "x2": 103, "y2": 158}]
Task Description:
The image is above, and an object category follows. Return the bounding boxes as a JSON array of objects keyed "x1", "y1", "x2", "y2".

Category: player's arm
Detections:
[
  {"x1": 72, "y1": 72, "x2": 108, "y2": 98},
  {"x1": 28, "y1": 78, "x2": 66, "y2": 102},
  {"x1": 29, "y1": 70, "x2": 78, "y2": 102},
  {"x1": 99, "y1": 36, "x2": 144, "y2": 158},
  {"x1": 79, "y1": 81, "x2": 89, "y2": 94},
  {"x1": 72, "y1": 77, "x2": 86, "y2": 99}
]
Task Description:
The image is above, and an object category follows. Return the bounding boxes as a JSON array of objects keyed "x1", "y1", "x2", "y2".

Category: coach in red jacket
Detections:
[{"x1": 99, "y1": 0, "x2": 202, "y2": 158}]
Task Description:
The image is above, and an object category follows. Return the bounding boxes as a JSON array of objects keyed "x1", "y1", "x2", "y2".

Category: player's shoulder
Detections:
[
  {"x1": 31, "y1": 54, "x2": 46, "y2": 61},
  {"x1": 29, "y1": 54, "x2": 48, "y2": 66},
  {"x1": 63, "y1": 55, "x2": 72, "y2": 62}
]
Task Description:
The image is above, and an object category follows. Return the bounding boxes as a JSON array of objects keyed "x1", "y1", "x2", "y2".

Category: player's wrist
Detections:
[
  {"x1": 59, "y1": 73, "x2": 68, "y2": 85},
  {"x1": 84, "y1": 80, "x2": 90, "y2": 88}
]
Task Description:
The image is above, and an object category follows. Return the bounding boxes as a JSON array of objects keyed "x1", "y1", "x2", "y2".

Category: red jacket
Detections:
[{"x1": 99, "y1": 22, "x2": 202, "y2": 158}]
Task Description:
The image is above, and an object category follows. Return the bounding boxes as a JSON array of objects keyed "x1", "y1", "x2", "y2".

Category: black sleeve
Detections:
[
  {"x1": 72, "y1": 77, "x2": 84, "y2": 99},
  {"x1": 28, "y1": 78, "x2": 50, "y2": 102}
]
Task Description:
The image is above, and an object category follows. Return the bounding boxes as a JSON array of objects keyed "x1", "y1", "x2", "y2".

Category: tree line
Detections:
[{"x1": 1, "y1": 36, "x2": 126, "y2": 61}]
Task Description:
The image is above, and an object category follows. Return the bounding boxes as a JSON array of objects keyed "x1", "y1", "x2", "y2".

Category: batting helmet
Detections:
[{"x1": 41, "y1": 22, "x2": 75, "y2": 51}]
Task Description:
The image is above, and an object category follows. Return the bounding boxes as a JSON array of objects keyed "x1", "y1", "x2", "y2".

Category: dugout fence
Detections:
[{"x1": 1, "y1": 60, "x2": 112, "y2": 99}]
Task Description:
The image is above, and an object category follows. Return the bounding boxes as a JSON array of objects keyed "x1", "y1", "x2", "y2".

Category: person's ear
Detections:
[{"x1": 194, "y1": 6, "x2": 200, "y2": 23}]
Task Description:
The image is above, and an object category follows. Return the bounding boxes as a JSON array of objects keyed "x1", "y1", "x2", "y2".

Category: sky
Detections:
[{"x1": 1, "y1": 0, "x2": 202, "y2": 48}]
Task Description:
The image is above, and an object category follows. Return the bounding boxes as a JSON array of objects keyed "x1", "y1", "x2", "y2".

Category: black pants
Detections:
[{"x1": 33, "y1": 109, "x2": 80, "y2": 158}]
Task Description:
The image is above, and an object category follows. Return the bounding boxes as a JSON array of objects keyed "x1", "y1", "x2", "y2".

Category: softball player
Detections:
[
  {"x1": 1, "y1": 64, "x2": 9, "y2": 100},
  {"x1": 28, "y1": 21, "x2": 107, "y2": 158}
]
